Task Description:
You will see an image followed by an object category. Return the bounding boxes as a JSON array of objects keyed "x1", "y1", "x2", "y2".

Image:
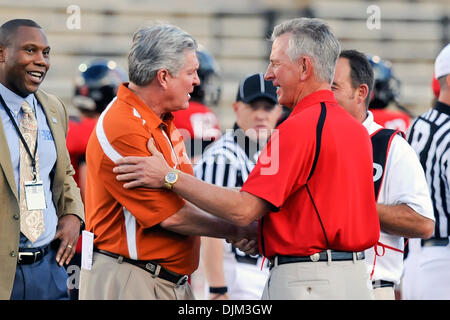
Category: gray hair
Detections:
[
  {"x1": 128, "y1": 23, "x2": 198, "y2": 86},
  {"x1": 271, "y1": 18, "x2": 341, "y2": 84}
]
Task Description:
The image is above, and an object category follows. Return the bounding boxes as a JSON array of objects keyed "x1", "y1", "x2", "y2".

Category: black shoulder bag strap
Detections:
[
  {"x1": 370, "y1": 128, "x2": 402, "y2": 201},
  {"x1": 305, "y1": 102, "x2": 329, "y2": 247}
]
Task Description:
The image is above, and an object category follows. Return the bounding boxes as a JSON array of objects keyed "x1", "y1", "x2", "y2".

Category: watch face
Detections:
[{"x1": 166, "y1": 172, "x2": 177, "y2": 183}]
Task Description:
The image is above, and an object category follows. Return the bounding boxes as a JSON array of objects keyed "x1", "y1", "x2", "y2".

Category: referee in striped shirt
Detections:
[
  {"x1": 194, "y1": 73, "x2": 281, "y2": 299},
  {"x1": 403, "y1": 43, "x2": 450, "y2": 299}
]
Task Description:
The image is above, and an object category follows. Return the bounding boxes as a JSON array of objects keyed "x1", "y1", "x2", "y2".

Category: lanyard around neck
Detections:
[{"x1": 0, "y1": 93, "x2": 39, "y2": 180}]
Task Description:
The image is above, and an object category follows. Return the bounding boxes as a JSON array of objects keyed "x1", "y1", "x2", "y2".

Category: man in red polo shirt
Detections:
[{"x1": 114, "y1": 18, "x2": 380, "y2": 300}]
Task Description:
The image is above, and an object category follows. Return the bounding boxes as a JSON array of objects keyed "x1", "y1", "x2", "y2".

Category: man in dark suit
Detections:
[{"x1": 0, "y1": 19, "x2": 84, "y2": 300}]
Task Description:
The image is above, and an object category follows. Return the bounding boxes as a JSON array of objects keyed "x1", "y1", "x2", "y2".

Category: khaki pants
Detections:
[
  {"x1": 79, "y1": 252, "x2": 195, "y2": 300},
  {"x1": 373, "y1": 286, "x2": 395, "y2": 300},
  {"x1": 262, "y1": 259, "x2": 374, "y2": 300}
]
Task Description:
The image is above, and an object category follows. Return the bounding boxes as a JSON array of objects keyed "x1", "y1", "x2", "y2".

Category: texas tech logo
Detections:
[{"x1": 373, "y1": 163, "x2": 383, "y2": 182}]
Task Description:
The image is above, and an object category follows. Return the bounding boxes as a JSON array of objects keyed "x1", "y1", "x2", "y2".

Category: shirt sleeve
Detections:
[
  {"x1": 97, "y1": 122, "x2": 185, "y2": 229},
  {"x1": 381, "y1": 134, "x2": 435, "y2": 221}
]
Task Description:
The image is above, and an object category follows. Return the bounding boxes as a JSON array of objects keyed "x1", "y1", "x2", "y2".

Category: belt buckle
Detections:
[
  {"x1": 18, "y1": 252, "x2": 36, "y2": 263},
  {"x1": 310, "y1": 252, "x2": 321, "y2": 262},
  {"x1": 176, "y1": 275, "x2": 189, "y2": 287},
  {"x1": 145, "y1": 262, "x2": 161, "y2": 279},
  {"x1": 145, "y1": 262, "x2": 156, "y2": 273}
]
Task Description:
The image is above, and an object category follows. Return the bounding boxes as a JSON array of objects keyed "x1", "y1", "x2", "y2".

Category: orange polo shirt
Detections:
[{"x1": 85, "y1": 83, "x2": 199, "y2": 275}]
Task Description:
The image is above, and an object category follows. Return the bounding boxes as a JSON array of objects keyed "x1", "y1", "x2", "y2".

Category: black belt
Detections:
[
  {"x1": 94, "y1": 248, "x2": 188, "y2": 287},
  {"x1": 18, "y1": 245, "x2": 50, "y2": 265},
  {"x1": 372, "y1": 280, "x2": 395, "y2": 289},
  {"x1": 270, "y1": 250, "x2": 364, "y2": 269},
  {"x1": 421, "y1": 238, "x2": 449, "y2": 247}
]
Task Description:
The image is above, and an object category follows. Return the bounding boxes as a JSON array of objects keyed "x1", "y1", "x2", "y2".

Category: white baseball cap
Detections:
[{"x1": 435, "y1": 43, "x2": 450, "y2": 79}]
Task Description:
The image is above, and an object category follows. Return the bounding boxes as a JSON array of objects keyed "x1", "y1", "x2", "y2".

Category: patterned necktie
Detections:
[{"x1": 19, "y1": 100, "x2": 45, "y2": 243}]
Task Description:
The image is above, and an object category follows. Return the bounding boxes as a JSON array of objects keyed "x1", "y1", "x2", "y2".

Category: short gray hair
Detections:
[
  {"x1": 271, "y1": 18, "x2": 341, "y2": 84},
  {"x1": 128, "y1": 23, "x2": 198, "y2": 86}
]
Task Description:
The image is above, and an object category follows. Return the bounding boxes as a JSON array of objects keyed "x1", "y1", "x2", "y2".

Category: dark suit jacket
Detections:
[{"x1": 0, "y1": 89, "x2": 84, "y2": 299}]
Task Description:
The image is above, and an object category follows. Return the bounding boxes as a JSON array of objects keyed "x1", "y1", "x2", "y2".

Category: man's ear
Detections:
[
  {"x1": 232, "y1": 101, "x2": 240, "y2": 114},
  {"x1": 298, "y1": 56, "x2": 313, "y2": 81},
  {"x1": 357, "y1": 83, "x2": 370, "y2": 105},
  {"x1": 156, "y1": 69, "x2": 170, "y2": 89},
  {"x1": 0, "y1": 46, "x2": 6, "y2": 63}
]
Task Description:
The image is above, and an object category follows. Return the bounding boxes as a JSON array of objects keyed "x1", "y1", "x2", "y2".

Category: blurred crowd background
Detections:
[{"x1": 0, "y1": 0, "x2": 449, "y2": 129}]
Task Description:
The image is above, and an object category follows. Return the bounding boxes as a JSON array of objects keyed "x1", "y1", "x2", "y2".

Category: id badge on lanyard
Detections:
[
  {"x1": 24, "y1": 180, "x2": 47, "y2": 210},
  {"x1": 0, "y1": 95, "x2": 48, "y2": 211}
]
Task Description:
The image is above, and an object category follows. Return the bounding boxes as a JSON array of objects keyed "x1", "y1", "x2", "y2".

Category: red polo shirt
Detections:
[
  {"x1": 241, "y1": 90, "x2": 379, "y2": 258},
  {"x1": 370, "y1": 108, "x2": 410, "y2": 132},
  {"x1": 172, "y1": 101, "x2": 221, "y2": 141},
  {"x1": 67, "y1": 116, "x2": 97, "y2": 186}
]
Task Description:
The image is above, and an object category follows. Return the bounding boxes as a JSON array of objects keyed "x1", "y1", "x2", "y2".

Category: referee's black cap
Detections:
[{"x1": 236, "y1": 73, "x2": 278, "y2": 105}]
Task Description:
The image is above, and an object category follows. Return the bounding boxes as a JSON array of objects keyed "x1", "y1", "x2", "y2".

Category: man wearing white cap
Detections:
[{"x1": 403, "y1": 43, "x2": 450, "y2": 299}]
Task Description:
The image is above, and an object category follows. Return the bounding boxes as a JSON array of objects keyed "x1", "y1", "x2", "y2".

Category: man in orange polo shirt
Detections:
[{"x1": 78, "y1": 23, "x2": 256, "y2": 300}]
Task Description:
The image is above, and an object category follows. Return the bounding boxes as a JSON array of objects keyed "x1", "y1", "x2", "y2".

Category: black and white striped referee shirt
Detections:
[
  {"x1": 194, "y1": 123, "x2": 263, "y2": 189},
  {"x1": 407, "y1": 101, "x2": 450, "y2": 239}
]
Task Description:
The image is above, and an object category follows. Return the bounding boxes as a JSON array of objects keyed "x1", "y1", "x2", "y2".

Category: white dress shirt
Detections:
[
  {"x1": 363, "y1": 111, "x2": 434, "y2": 284},
  {"x1": 0, "y1": 83, "x2": 58, "y2": 248}
]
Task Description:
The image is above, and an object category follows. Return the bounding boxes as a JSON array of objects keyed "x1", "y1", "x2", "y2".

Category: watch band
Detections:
[{"x1": 164, "y1": 169, "x2": 180, "y2": 190}]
